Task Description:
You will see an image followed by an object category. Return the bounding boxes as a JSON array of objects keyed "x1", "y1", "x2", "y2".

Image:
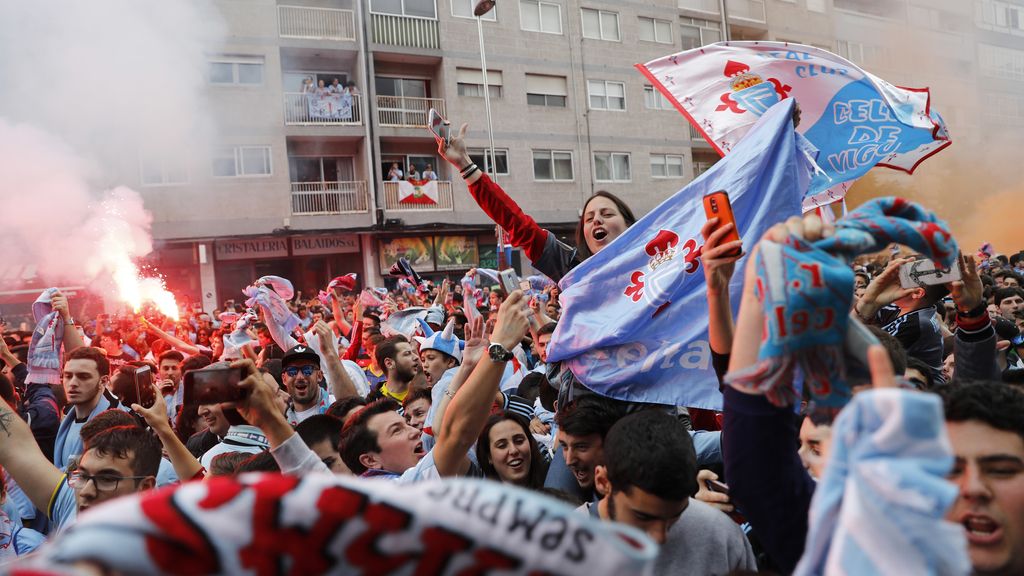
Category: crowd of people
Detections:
[{"x1": 0, "y1": 116, "x2": 1022, "y2": 574}]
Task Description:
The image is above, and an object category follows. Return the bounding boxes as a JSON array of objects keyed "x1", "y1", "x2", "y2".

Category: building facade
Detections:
[{"x1": 130, "y1": 0, "x2": 998, "y2": 311}]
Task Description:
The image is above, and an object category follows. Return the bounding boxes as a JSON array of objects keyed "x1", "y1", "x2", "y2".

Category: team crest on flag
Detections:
[
  {"x1": 398, "y1": 179, "x2": 438, "y2": 205},
  {"x1": 637, "y1": 42, "x2": 952, "y2": 211}
]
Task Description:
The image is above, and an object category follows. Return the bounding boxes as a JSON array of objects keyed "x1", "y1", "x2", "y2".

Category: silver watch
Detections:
[{"x1": 488, "y1": 343, "x2": 514, "y2": 363}]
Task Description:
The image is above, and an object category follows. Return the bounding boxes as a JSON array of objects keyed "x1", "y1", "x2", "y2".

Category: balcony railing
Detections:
[
  {"x1": 377, "y1": 96, "x2": 446, "y2": 128},
  {"x1": 678, "y1": 0, "x2": 720, "y2": 14},
  {"x1": 728, "y1": 0, "x2": 766, "y2": 23},
  {"x1": 284, "y1": 92, "x2": 362, "y2": 125},
  {"x1": 370, "y1": 13, "x2": 440, "y2": 50},
  {"x1": 278, "y1": 5, "x2": 356, "y2": 41},
  {"x1": 291, "y1": 181, "x2": 369, "y2": 215},
  {"x1": 678, "y1": 0, "x2": 766, "y2": 22},
  {"x1": 383, "y1": 180, "x2": 454, "y2": 211}
]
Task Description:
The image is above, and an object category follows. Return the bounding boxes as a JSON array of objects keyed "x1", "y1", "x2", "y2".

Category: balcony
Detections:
[
  {"x1": 377, "y1": 96, "x2": 446, "y2": 128},
  {"x1": 678, "y1": 0, "x2": 766, "y2": 23},
  {"x1": 278, "y1": 5, "x2": 356, "y2": 41},
  {"x1": 284, "y1": 92, "x2": 362, "y2": 125},
  {"x1": 728, "y1": 0, "x2": 766, "y2": 23},
  {"x1": 370, "y1": 13, "x2": 440, "y2": 50},
  {"x1": 383, "y1": 180, "x2": 454, "y2": 211},
  {"x1": 291, "y1": 181, "x2": 369, "y2": 215}
]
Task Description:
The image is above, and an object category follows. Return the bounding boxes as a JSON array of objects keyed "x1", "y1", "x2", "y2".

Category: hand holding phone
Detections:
[
  {"x1": 428, "y1": 108, "x2": 451, "y2": 147},
  {"x1": 898, "y1": 258, "x2": 962, "y2": 289},
  {"x1": 133, "y1": 366, "x2": 156, "y2": 409},
  {"x1": 499, "y1": 269, "x2": 539, "y2": 329},
  {"x1": 702, "y1": 191, "x2": 742, "y2": 257}
]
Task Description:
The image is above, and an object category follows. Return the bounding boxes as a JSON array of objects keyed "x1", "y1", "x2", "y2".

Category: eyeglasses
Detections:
[
  {"x1": 283, "y1": 365, "x2": 316, "y2": 377},
  {"x1": 68, "y1": 471, "x2": 149, "y2": 492}
]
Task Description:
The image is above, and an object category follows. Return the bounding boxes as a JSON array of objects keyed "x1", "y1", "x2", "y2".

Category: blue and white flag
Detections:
[
  {"x1": 637, "y1": 42, "x2": 951, "y2": 211},
  {"x1": 546, "y1": 99, "x2": 813, "y2": 410},
  {"x1": 795, "y1": 389, "x2": 969, "y2": 576}
]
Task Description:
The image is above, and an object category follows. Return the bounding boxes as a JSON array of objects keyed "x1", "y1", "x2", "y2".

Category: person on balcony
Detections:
[
  {"x1": 422, "y1": 164, "x2": 438, "y2": 181},
  {"x1": 329, "y1": 78, "x2": 342, "y2": 94},
  {"x1": 406, "y1": 164, "x2": 421, "y2": 181},
  {"x1": 387, "y1": 163, "x2": 403, "y2": 182},
  {"x1": 301, "y1": 77, "x2": 314, "y2": 94}
]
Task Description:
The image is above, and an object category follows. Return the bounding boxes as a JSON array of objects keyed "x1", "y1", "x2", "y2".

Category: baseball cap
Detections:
[{"x1": 282, "y1": 345, "x2": 320, "y2": 368}]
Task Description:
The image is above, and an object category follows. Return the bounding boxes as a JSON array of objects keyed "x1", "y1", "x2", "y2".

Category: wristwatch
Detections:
[
  {"x1": 64, "y1": 316, "x2": 76, "y2": 326},
  {"x1": 488, "y1": 342, "x2": 514, "y2": 363}
]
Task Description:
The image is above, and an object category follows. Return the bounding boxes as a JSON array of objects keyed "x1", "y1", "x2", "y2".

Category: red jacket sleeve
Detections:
[
  {"x1": 343, "y1": 322, "x2": 363, "y2": 362},
  {"x1": 467, "y1": 174, "x2": 549, "y2": 263}
]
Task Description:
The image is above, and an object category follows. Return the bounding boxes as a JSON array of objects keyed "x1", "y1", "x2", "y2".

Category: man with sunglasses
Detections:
[{"x1": 282, "y1": 345, "x2": 334, "y2": 426}]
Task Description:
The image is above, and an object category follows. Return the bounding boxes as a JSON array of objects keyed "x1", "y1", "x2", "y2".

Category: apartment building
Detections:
[{"x1": 125, "y1": 0, "x2": 1000, "y2": 311}]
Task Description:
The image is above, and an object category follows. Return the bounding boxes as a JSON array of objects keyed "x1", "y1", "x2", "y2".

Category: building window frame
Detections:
[
  {"x1": 593, "y1": 152, "x2": 631, "y2": 183},
  {"x1": 532, "y1": 149, "x2": 575, "y2": 181}
]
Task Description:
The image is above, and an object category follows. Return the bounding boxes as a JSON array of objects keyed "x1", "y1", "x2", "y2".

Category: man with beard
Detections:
[
  {"x1": 367, "y1": 335, "x2": 421, "y2": 404},
  {"x1": 281, "y1": 345, "x2": 334, "y2": 426}
]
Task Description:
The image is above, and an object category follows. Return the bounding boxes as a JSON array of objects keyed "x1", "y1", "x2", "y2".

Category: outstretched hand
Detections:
[
  {"x1": 130, "y1": 382, "x2": 171, "y2": 433},
  {"x1": 856, "y1": 257, "x2": 915, "y2": 321},
  {"x1": 948, "y1": 252, "x2": 983, "y2": 313},
  {"x1": 437, "y1": 122, "x2": 472, "y2": 168},
  {"x1": 700, "y1": 218, "x2": 744, "y2": 294}
]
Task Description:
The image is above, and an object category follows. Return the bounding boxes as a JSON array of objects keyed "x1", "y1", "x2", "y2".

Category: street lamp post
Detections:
[{"x1": 474, "y1": 0, "x2": 507, "y2": 269}]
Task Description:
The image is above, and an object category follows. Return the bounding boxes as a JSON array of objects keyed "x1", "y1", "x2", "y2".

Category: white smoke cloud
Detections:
[{"x1": 0, "y1": 1, "x2": 225, "y2": 310}]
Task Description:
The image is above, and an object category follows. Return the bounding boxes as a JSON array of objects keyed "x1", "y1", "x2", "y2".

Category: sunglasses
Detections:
[{"x1": 284, "y1": 365, "x2": 316, "y2": 377}]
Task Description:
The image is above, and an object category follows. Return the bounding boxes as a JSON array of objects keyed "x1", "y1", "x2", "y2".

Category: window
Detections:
[
  {"x1": 456, "y1": 68, "x2": 503, "y2": 98},
  {"x1": 593, "y1": 152, "x2": 631, "y2": 182},
  {"x1": 208, "y1": 57, "x2": 264, "y2": 85},
  {"x1": 650, "y1": 154, "x2": 684, "y2": 178},
  {"x1": 468, "y1": 148, "x2": 510, "y2": 175},
  {"x1": 692, "y1": 152, "x2": 719, "y2": 177},
  {"x1": 533, "y1": 150, "x2": 574, "y2": 181},
  {"x1": 212, "y1": 146, "x2": 272, "y2": 177},
  {"x1": 639, "y1": 16, "x2": 672, "y2": 43},
  {"x1": 980, "y1": 43, "x2": 1024, "y2": 80},
  {"x1": 140, "y1": 155, "x2": 188, "y2": 186},
  {"x1": 978, "y1": 0, "x2": 1024, "y2": 31},
  {"x1": 289, "y1": 156, "x2": 355, "y2": 183},
  {"x1": 452, "y1": 0, "x2": 496, "y2": 20},
  {"x1": 836, "y1": 40, "x2": 888, "y2": 67},
  {"x1": 526, "y1": 73, "x2": 568, "y2": 107},
  {"x1": 588, "y1": 80, "x2": 626, "y2": 111},
  {"x1": 581, "y1": 8, "x2": 620, "y2": 41},
  {"x1": 370, "y1": 0, "x2": 437, "y2": 18},
  {"x1": 520, "y1": 0, "x2": 562, "y2": 34},
  {"x1": 643, "y1": 85, "x2": 675, "y2": 110},
  {"x1": 680, "y1": 18, "x2": 721, "y2": 50}
]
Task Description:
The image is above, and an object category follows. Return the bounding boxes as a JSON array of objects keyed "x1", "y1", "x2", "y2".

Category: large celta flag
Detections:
[
  {"x1": 546, "y1": 99, "x2": 813, "y2": 410},
  {"x1": 637, "y1": 42, "x2": 951, "y2": 211}
]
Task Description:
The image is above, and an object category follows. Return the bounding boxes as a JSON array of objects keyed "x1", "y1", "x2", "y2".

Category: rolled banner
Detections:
[{"x1": 22, "y1": 475, "x2": 659, "y2": 575}]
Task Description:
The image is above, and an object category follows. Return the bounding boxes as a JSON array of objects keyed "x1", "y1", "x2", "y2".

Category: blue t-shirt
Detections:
[{"x1": 47, "y1": 476, "x2": 77, "y2": 532}]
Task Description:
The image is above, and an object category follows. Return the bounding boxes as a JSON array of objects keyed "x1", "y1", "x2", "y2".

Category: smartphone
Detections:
[
  {"x1": 183, "y1": 367, "x2": 247, "y2": 406},
  {"x1": 428, "y1": 108, "x2": 451, "y2": 147},
  {"x1": 705, "y1": 479, "x2": 730, "y2": 495},
  {"x1": 499, "y1": 269, "x2": 539, "y2": 329},
  {"x1": 499, "y1": 269, "x2": 530, "y2": 296},
  {"x1": 898, "y1": 258, "x2": 961, "y2": 289},
  {"x1": 702, "y1": 191, "x2": 742, "y2": 257},
  {"x1": 133, "y1": 366, "x2": 156, "y2": 409}
]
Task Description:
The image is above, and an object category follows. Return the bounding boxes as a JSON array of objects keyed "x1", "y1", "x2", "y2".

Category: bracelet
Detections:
[
  {"x1": 461, "y1": 166, "x2": 479, "y2": 179},
  {"x1": 956, "y1": 302, "x2": 986, "y2": 319},
  {"x1": 460, "y1": 163, "x2": 478, "y2": 177},
  {"x1": 459, "y1": 162, "x2": 476, "y2": 174}
]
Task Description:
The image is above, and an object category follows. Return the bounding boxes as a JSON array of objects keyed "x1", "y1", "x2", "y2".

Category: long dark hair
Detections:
[
  {"x1": 574, "y1": 191, "x2": 637, "y2": 261},
  {"x1": 475, "y1": 412, "x2": 548, "y2": 490}
]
